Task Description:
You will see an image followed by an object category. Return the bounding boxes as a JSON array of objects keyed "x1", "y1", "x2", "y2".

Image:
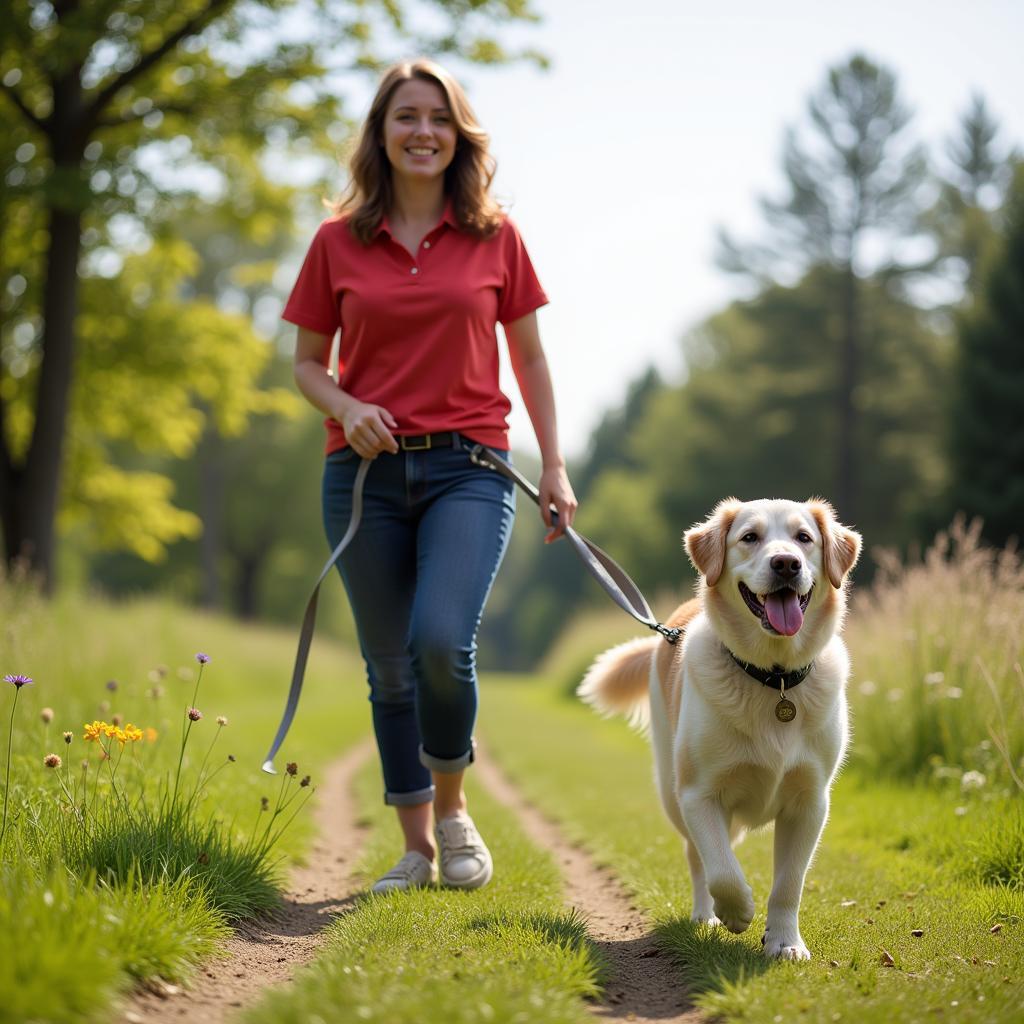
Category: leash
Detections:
[
  {"x1": 261, "y1": 441, "x2": 679, "y2": 773},
  {"x1": 465, "y1": 443, "x2": 682, "y2": 645},
  {"x1": 262, "y1": 457, "x2": 370, "y2": 774}
]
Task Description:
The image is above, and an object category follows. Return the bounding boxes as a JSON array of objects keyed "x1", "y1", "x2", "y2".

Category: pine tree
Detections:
[{"x1": 949, "y1": 165, "x2": 1024, "y2": 544}]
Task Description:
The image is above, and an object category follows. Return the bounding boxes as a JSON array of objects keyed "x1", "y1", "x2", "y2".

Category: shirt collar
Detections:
[{"x1": 376, "y1": 198, "x2": 457, "y2": 239}]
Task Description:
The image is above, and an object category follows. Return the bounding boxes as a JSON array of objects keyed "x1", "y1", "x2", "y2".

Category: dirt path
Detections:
[
  {"x1": 475, "y1": 745, "x2": 702, "y2": 1024},
  {"x1": 121, "y1": 740, "x2": 373, "y2": 1024}
]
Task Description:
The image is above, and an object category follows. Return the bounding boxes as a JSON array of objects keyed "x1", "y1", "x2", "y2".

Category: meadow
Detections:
[{"x1": 0, "y1": 520, "x2": 1021, "y2": 1023}]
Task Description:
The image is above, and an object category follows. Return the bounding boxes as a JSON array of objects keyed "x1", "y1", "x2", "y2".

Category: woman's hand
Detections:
[
  {"x1": 338, "y1": 399, "x2": 399, "y2": 459},
  {"x1": 539, "y1": 464, "x2": 578, "y2": 543}
]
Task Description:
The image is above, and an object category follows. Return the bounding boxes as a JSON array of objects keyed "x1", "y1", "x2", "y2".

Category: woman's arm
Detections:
[
  {"x1": 293, "y1": 326, "x2": 398, "y2": 458},
  {"x1": 504, "y1": 312, "x2": 578, "y2": 542}
]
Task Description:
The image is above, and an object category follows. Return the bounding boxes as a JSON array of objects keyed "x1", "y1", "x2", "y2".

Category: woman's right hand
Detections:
[{"x1": 337, "y1": 399, "x2": 399, "y2": 459}]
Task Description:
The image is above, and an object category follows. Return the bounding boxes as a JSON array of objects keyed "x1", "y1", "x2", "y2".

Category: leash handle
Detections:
[
  {"x1": 467, "y1": 444, "x2": 679, "y2": 643},
  {"x1": 261, "y1": 457, "x2": 371, "y2": 774}
]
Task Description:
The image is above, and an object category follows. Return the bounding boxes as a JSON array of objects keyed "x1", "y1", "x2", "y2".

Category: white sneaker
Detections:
[
  {"x1": 370, "y1": 851, "x2": 436, "y2": 894},
  {"x1": 435, "y1": 812, "x2": 493, "y2": 889}
]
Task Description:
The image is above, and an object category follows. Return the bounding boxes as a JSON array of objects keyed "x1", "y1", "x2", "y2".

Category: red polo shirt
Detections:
[{"x1": 281, "y1": 205, "x2": 548, "y2": 454}]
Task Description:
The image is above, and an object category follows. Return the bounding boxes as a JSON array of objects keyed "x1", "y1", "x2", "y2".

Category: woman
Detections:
[{"x1": 282, "y1": 58, "x2": 576, "y2": 893}]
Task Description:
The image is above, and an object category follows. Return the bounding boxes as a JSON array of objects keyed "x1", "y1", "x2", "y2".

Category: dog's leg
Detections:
[
  {"x1": 685, "y1": 839, "x2": 720, "y2": 926},
  {"x1": 763, "y1": 795, "x2": 828, "y2": 960},
  {"x1": 679, "y1": 790, "x2": 755, "y2": 934}
]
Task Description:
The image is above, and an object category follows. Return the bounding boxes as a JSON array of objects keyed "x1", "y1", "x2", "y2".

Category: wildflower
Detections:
[
  {"x1": 285, "y1": 762, "x2": 298, "y2": 777},
  {"x1": 946, "y1": 687, "x2": 964, "y2": 699},
  {"x1": 63, "y1": 731, "x2": 72, "y2": 745},
  {"x1": 187, "y1": 707, "x2": 202, "y2": 722},
  {"x1": 123, "y1": 725, "x2": 143, "y2": 743},
  {"x1": 961, "y1": 770, "x2": 987, "y2": 791},
  {"x1": 195, "y1": 653, "x2": 210, "y2": 665},
  {"x1": 98, "y1": 700, "x2": 110, "y2": 714},
  {"x1": 40, "y1": 707, "x2": 54, "y2": 724},
  {"x1": 260, "y1": 796, "x2": 270, "y2": 811},
  {"x1": 3, "y1": 674, "x2": 33, "y2": 688},
  {"x1": 145, "y1": 727, "x2": 158, "y2": 742},
  {"x1": 216, "y1": 715, "x2": 228, "y2": 727},
  {"x1": 80, "y1": 760, "x2": 89, "y2": 771},
  {"x1": 111, "y1": 713, "x2": 122, "y2": 726},
  {"x1": 83, "y1": 721, "x2": 104, "y2": 742},
  {"x1": 923, "y1": 671, "x2": 945, "y2": 686},
  {"x1": 148, "y1": 685, "x2": 165, "y2": 699},
  {"x1": 106, "y1": 680, "x2": 118, "y2": 692},
  {"x1": 858, "y1": 680, "x2": 877, "y2": 696},
  {"x1": 300, "y1": 775, "x2": 311, "y2": 788},
  {"x1": 228, "y1": 754, "x2": 236, "y2": 762},
  {"x1": 44, "y1": 753, "x2": 62, "y2": 769}
]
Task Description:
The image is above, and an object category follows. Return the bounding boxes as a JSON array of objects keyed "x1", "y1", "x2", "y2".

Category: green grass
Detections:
[
  {"x1": 0, "y1": 581, "x2": 371, "y2": 1015},
  {"x1": 481, "y1": 674, "x2": 1024, "y2": 1024},
  {"x1": 0, "y1": 863, "x2": 229, "y2": 1024},
  {"x1": 244, "y1": 759, "x2": 604, "y2": 1024}
]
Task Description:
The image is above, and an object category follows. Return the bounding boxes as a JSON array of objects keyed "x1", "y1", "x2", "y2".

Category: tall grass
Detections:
[{"x1": 846, "y1": 517, "x2": 1024, "y2": 792}]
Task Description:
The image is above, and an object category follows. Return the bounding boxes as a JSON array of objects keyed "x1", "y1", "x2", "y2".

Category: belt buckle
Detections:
[{"x1": 401, "y1": 434, "x2": 432, "y2": 451}]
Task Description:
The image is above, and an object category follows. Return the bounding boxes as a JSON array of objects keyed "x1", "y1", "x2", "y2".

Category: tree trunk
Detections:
[
  {"x1": 836, "y1": 264, "x2": 860, "y2": 519},
  {"x1": 8, "y1": 205, "x2": 83, "y2": 590}
]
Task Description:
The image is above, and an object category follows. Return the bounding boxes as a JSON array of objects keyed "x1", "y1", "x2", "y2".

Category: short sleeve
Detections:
[
  {"x1": 281, "y1": 223, "x2": 341, "y2": 335},
  {"x1": 496, "y1": 218, "x2": 549, "y2": 325}
]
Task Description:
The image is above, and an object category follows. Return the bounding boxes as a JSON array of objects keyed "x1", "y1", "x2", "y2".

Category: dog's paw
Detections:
[
  {"x1": 762, "y1": 928, "x2": 811, "y2": 960},
  {"x1": 708, "y1": 877, "x2": 755, "y2": 934},
  {"x1": 690, "y1": 911, "x2": 723, "y2": 928}
]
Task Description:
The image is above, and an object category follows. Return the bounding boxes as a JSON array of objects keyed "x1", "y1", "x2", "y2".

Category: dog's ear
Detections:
[
  {"x1": 684, "y1": 498, "x2": 742, "y2": 587},
  {"x1": 807, "y1": 499, "x2": 862, "y2": 589}
]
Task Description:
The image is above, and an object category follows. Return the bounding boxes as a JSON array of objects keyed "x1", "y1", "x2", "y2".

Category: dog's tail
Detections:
[{"x1": 577, "y1": 636, "x2": 657, "y2": 733}]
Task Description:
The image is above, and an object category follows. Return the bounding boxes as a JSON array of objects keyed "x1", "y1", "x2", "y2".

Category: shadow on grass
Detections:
[
  {"x1": 234, "y1": 891, "x2": 363, "y2": 943},
  {"x1": 469, "y1": 910, "x2": 700, "y2": 1020},
  {"x1": 655, "y1": 915, "x2": 771, "y2": 998}
]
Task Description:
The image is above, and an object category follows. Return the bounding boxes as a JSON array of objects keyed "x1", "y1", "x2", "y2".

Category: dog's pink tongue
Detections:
[{"x1": 765, "y1": 590, "x2": 804, "y2": 636}]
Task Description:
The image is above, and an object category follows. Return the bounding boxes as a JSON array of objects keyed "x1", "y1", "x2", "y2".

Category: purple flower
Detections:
[
  {"x1": 187, "y1": 707, "x2": 202, "y2": 722},
  {"x1": 195, "y1": 653, "x2": 210, "y2": 665},
  {"x1": 105, "y1": 680, "x2": 118, "y2": 692},
  {"x1": 3, "y1": 674, "x2": 33, "y2": 688}
]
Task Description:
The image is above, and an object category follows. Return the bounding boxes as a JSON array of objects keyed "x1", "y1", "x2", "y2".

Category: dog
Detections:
[{"x1": 578, "y1": 498, "x2": 861, "y2": 960}]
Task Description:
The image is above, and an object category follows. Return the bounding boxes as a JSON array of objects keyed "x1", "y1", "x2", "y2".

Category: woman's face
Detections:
[{"x1": 382, "y1": 78, "x2": 458, "y2": 185}]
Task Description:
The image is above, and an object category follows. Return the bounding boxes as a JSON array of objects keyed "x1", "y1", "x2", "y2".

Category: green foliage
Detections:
[{"x1": 949, "y1": 164, "x2": 1024, "y2": 546}]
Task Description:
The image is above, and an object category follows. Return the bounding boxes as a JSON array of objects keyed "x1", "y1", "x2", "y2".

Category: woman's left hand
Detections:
[{"x1": 539, "y1": 465, "x2": 578, "y2": 543}]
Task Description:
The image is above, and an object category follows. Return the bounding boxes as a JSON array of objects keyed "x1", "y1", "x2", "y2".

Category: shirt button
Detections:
[
  {"x1": 422, "y1": 240, "x2": 431, "y2": 249},
  {"x1": 410, "y1": 267, "x2": 418, "y2": 275}
]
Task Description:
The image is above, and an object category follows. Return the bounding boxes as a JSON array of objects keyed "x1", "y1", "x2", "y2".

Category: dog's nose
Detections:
[{"x1": 770, "y1": 554, "x2": 802, "y2": 579}]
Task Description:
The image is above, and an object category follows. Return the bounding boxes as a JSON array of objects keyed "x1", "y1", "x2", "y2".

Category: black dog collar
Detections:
[{"x1": 726, "y1": 648, "x2": 814, "y2": 690}]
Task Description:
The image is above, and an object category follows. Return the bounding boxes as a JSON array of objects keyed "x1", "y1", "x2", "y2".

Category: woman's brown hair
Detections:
[{"x1": 333, "y1": 59, "x2": 504, "y2": 243}]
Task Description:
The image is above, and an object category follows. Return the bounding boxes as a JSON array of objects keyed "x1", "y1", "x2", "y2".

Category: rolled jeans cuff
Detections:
[
  {"x1": 419, "y1": 740, "x2": 475, "y2": 774},
  {"x1": 384, "y1": 785, "x2": 435, "y2": 807}
]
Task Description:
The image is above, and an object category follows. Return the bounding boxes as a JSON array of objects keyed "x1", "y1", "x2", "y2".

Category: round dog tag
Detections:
[{"x1": 775, "y1": 697, "x2": 797, "y2": 723}]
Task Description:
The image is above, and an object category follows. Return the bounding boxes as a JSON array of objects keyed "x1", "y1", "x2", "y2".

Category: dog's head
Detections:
[{"x1": 684, "y1": 498, "x2": 861, "y2": 665}]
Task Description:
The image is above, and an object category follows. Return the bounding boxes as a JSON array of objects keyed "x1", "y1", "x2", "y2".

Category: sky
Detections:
[{"x1": 331, "y1": 0, "x2": 1024, "y2": 459}]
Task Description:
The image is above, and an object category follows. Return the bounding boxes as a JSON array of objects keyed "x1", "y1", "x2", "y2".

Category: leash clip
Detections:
[{"x1": 652, "y1": 623, "x2": 682, "y2": 645}]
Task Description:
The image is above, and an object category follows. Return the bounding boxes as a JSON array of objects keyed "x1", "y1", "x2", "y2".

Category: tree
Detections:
[
  {"x1": 949, "y1": 163, "x2": 1024, "y2": 545},
  {"x1": 717, "y1": 55, "x2": 929, "y2": 520},
  {"x1": 0, "y1": 0, "x2": 541, "y2": 590},
  {"x1": 926, "y1": 94, "x2": 1016, "y2": 295}
]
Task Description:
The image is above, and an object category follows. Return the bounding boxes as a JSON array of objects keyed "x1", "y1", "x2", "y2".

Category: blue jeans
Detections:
[{"x1": 322, "y1": 438, "x2": 515, "y2": 806}]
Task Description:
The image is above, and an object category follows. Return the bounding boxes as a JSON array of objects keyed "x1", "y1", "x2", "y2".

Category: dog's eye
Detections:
[
  {"x1": 740, "y1": 532, "x2": 759, "y2": 543},
  {"x1": 796, "y1": 531, "x2": 813, "y2": 543}
]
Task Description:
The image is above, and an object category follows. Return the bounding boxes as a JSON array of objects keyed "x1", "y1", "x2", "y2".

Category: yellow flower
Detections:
[
  {"x1": 83, "y1": 721, "x2": 105, "y2": 742},
  {"x1": 124, "y1": 724, "x2": 144, "y2": 743},
  {"x1": 144, "y1": 727, "x2": 158, "y2": 743}
]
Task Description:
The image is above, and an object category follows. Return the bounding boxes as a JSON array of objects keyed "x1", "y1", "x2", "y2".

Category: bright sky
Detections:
[{"x1": 337, "y1": 0, "x2": 1024, "y2": 458}]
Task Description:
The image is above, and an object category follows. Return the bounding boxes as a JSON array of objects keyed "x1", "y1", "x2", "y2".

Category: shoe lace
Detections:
[
  {"x1": 384, "y1": 852, "x2": 426, "y2": 880},
  {"x1": 438, "y1": 817, "x2": 479, "y2": 854}
]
